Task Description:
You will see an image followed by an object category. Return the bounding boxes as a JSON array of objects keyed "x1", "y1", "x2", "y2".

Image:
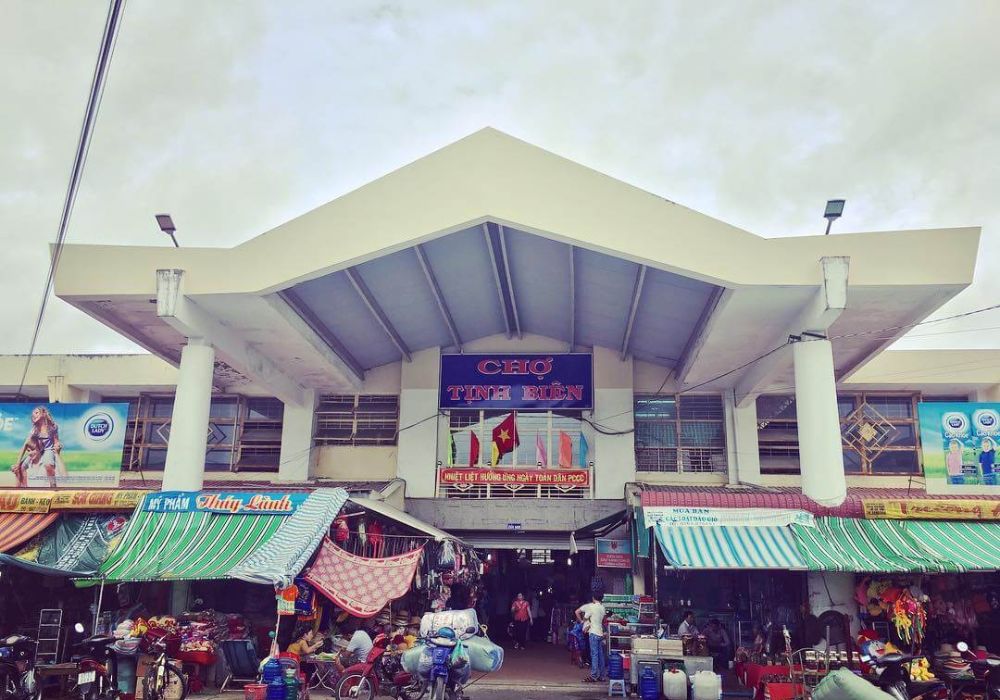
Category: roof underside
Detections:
[{"x1": 282, "y1": 223, "x2": 721, "y2": 371}]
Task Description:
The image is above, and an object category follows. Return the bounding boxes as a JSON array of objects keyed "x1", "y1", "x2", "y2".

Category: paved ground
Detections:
[{"x1": 462, "y1": 686, "x2": 605, "y2": 700}]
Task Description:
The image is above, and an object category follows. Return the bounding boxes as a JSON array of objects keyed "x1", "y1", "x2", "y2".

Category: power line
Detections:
[
  {"x1": 828, "y1": 303, "x2": 1000, "y2": 341},
  {"x1": 16, "y1": 0, "x2": 128, "y2": 396}
]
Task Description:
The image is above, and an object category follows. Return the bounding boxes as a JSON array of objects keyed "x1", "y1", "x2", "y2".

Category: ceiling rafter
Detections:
[
  {"x1": 620, "y1": 264, "x2": 647, "y2": 360},
  {"x1": 482, "y1": 223, "x2": 512, "y2": 338},
  {"x1": 568, "y1": 245, "x2": 576, "y2": 349},
  {"x1": 414, "y1": 244, "x2": 462, "y2": 350},
  {"x1": 344, "y1": 267, "x2": 412, "y2": 362},
  {"x1": 497, "y1": 224, "x2": 522, "y2": 338},
  {"x1": 275, "y1": 289, "x2": 365, "y2": 383}
]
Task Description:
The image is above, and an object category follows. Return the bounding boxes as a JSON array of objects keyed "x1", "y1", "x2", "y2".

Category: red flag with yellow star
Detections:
[{"x1": 490, "y1": 412, "x2": 519, "y2": 466}]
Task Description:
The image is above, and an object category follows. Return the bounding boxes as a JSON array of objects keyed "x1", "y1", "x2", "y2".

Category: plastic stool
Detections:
[{"x1": 608, "y1": 678, "x2": 627, "y2": 697}]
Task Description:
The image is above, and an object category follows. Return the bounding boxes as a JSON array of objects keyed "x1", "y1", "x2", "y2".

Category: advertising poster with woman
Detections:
[
  {"x1": 918, "y1": 402, "x2": 1000, "y2": 495},
  {"x1": 0, "y1": 403, "x2": 129, "y2": 488}
]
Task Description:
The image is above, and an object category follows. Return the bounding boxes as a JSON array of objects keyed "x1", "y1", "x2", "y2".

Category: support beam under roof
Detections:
[
  {"x1": 482, "y1": 223, "x2": 512, "y2": 338},
  {"x1": 345, "y1": 267, "x2": 412, "y2": 363},
  {"x1": 274, "y1": 289, "x2": 365, "y2": 386},
  {"x1": 568, "y1": 245, "x2": 576, "y2": 349},
  {"x1": 497, "y1": 224, "x2": 522, "y2": 338},
  {"x1": 620, "y1": 265, "x2": 647, "y2": 360},
  {"x1": 675, "y1": 286, "x2": 730, "y2": 384},
  {"x1": 414, "y1": 244, "x2": 462, "y2": 351}
]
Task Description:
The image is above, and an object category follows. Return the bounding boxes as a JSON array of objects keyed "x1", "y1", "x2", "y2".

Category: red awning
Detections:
[
  {"x1": 639, "y1": 486, "x2": 999, "y2": 518},
  {"x1": 0, "y1": 513, "x2": 59, "y2": 552}
]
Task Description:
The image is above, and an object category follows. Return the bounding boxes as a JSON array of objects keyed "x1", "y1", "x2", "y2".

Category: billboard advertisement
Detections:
[
  {"x1": 918, "y1": 402, "x2": 999, "y2": 495},
  {"x1": 439, "y1": 353, "x2": 593, "y2": 410},
  {"x1": 0, "y1": 403, "x2": 128, "y2": 488}
]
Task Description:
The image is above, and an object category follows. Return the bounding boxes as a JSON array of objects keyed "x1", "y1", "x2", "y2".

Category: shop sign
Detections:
[
  {"x1": 439, "y1": 353, "x2": 593, "y2": 410},
  {"x1": 439, "y1": 468, "x2": 590, "y2": 487},
  {"x1": 50, "y1": 489, "x2": 148, "y2": 511},
  {"x1": 0, "y1": 490, "x2": 54, "y2": 513},
  {"x1": 642, "y1": 506, "x2": 815, "y2": 528},
  {"x1": 595, "y1": 538, "x2": 632, "y2": 568},
  {"x1": 917, "y1": 402, "x2": 1000, "y2": 495},
  {"x1": 862, "y1": 499, "x2": 1000, "y2": 521},
  {"x1": 0, "y1": 402, "x2": 128, "y2": 488},
  {"x1": 144, "y1": 491, "x2": 309, "y2": 515}
]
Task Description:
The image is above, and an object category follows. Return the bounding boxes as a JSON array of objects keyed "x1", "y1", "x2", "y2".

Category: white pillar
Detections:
[
  {"x1": 593, "y1": 346, "x2": 635, "y2": 499},
  {"x1": 46, "y1": 376, "x2": 66, "y2": 403},
  {"x1": 793, "y1": 339, "x2": 846, "y2": 506},
  {"x1": 397, "y1": 348, "x2": 441, "y2": 498},
  {"x1": 726, "y1": 392, "x2": 761, "y2": 485},
  {"x1": 162, "y1": 340, "x2": 215, "y2": 492},
  {"x1": 278, "y1": 390, "x2": 317, "y2": 482}
]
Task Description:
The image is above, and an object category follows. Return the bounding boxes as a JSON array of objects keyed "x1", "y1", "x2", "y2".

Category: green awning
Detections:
[
  {"x1": 654, "y1": 523, "x2": 806, "y2": 570},
  {"x1": 901, "y1": 521, "x2": 1000, "y2": 572},
  {"x1": 790, "y1": 517, "x2": 955, "y2": 573},
  {"x1": 96, "y1": 488, "x2": 347, "y2": 585},
  {"x1": 0, "y1": 514, "x2": 129, "y2": 577}
]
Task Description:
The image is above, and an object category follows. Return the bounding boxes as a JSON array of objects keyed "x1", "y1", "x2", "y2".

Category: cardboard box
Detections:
[{"x1": 135, "y1": 654, "x2": 186, "y2": 700}]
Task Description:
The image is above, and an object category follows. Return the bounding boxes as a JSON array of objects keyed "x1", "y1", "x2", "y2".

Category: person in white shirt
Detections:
[
  {"x1": 677, "y1": 610, "x2": 699, "y2": 637},
  {"x1": 576, "y1": 593, "x2": 607, "y2": 682}
]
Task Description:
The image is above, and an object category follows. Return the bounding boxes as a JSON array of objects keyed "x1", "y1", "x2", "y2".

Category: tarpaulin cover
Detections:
[
  {"x1": 305, "y1": 537, "x2": 423, "y2": 618},
  {"x1": 790, "y1": 517, "x2": 951, "y2": 573},
  {"x1": 653, "y1": 523, "x2": 806, "y2": 570},
  {"x1": 0, "y1": 512, "x2": 58, "y2": 552},
  {"x1": 97, "y1": 488, "x2": 348, "y2": 584},
  {"x1": 0, "y1": 514, "x2": 129, "y2": 576}
]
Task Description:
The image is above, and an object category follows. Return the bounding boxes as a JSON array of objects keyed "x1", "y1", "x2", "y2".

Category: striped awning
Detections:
[
  {"x1": 901, "y1": 521, "x2": 1000, "y2": 572},
  {"x1": 97, "y1": 488, "x2": 347, "y2": 585},
  {"x1": 790, "y1": 517, "x2": 953, "y2": 573},
  {"x1": 653, "y1": 524, "x2": 806, "y2": 570},
  {"x1": 0, "y1": 513, "x2": 59, "y2": 553},
  {"x1": 0, "y1": 514, "x2": 129, "y2": 577}
]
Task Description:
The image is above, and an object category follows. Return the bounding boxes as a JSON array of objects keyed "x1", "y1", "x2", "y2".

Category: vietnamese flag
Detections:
[
  {"x1": 491, "y1": 412, "x2": 519, "y2": 466},
  {"x1": 469, "y1": 432, "x2": 480, "y2": 467}
]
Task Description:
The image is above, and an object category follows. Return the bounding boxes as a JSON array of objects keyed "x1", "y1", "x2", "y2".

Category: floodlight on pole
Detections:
[
  {"x1": 823, "y1": 199, "x2": 845, "y2": 235},
  {"x1": 155, "y1": 214, "x2": 179, "y2": 247}
]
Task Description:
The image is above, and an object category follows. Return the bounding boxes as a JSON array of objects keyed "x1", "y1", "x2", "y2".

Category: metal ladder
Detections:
[{"x1": 35, "y1": 609, "x2": 63, "y2": 666}]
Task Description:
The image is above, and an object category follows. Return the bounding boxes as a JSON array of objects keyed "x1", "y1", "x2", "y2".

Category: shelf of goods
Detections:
[{"x1": 604, "y1": 594, "x2": 658, "y2": 656}]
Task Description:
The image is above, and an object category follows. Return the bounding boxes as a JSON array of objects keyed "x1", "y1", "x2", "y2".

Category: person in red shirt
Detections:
[{"x1": 510, "y1": 593, "x2": 533, "y2": 649}]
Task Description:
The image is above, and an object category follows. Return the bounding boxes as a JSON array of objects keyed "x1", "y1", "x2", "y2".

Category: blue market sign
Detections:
[
  {"x1": 144, "y1": 491, "x2": 308, "y2": 515},
  {"x1": 439, "y1": 353, "x2": 593, "y2": 410}
]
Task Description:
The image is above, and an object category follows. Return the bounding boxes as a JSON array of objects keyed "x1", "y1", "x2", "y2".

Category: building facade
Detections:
[{"x1": 4, "y1": 128, "x2": 994, "y2": 557}]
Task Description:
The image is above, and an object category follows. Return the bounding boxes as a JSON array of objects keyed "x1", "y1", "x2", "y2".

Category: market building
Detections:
[{"x1": 1, "y1": 128, "x2": 998, "y2": 692}]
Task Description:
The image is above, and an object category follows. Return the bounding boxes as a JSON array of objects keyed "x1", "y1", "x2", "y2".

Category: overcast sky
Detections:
[{"x1": 2, "y1": 0, "x2": 998, "y2": 356}]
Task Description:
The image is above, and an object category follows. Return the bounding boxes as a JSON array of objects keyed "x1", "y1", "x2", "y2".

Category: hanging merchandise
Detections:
[
  {"x1": 294, "y1": 576, "x2": 317, "y2": 620},
  {"x1": 368, "y1": 519, "x2": 384, "y2": 558},
  {"x1": 891, "y1": 589, "x2": 927, "y2": 644},
  {"x1": 333, "y1": 517, "x2": 349, "y2": 544},
  {"x1": 437, "y1": 540, "x2": 457, "y2": 571},
  {"x1": 358, "y1": 518, "x2": 367, "y2": 546},
  {"x1": 276, "y1": 584, "x2": 298, "y2": 616}
]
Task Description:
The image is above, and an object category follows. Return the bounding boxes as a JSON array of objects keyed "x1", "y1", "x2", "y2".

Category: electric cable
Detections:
[{"x1": 15, "y1": 0, "x2": 128, "y2": 396}]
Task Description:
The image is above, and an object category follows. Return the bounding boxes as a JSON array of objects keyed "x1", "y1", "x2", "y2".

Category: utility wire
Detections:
[{"x1": 16, "y1": 0, "x2": 128, "y2": 396}]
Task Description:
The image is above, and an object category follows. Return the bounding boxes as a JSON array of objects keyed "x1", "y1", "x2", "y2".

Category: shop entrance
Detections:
[{"x1": 476, "y1": 546, "x2": 611, "y2": 686}]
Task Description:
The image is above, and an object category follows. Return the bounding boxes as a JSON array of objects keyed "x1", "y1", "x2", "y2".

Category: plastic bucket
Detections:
[{"x1": 244, "y1": 683, "x2": 267, "y2": 700}]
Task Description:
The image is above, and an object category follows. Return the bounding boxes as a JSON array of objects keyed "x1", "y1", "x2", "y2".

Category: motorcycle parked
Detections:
[
  {"x1": 68, "y1": 630, "x2": 119, "y2": 700},
  {"x1": 0, "y1": 634, "x2": 39, "y2": 700},
  {"x1": 334, "y1": 633, "x2": 422, "y2": 700},
  {"x1": 957, "y1": 641, "x2": 1000, "y2": 700},
  {"x1": 415, "y1": 626, "x2": 479, "y2": 700},
  {"x1": 873, "y1": 654, "x2": 947, "y2": 700}
]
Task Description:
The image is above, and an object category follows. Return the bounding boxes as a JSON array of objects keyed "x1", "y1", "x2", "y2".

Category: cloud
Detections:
[{"x1": 1, "y1": 0, "x2": 997, "y2": 354}]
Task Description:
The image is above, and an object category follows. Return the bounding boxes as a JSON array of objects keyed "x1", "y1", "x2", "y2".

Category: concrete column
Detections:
[
  {"x1": 397, "y1": 348, "x2": 441, "y2": 498},
  {"x1": 593, "y1": 346, "x2": 635, "y2": 499},
  {"x1": 278, "y1": 390, "x2": 317, "y2": 482},
  {"x1": 162, "y1": 340, "x2": 215, "y2": 492},
  {"x1": 793, "y1": 339, "x2": 846, "y2": 506},
  {"x1": 806, "y1": 571, "x2": 860, "y2": 643},
  {"x1": 46, "y1": 376, "x2": 65, "y2": 403},
  {"x1": 726, "y1": 391, "x2": 761, "y2": 485}
]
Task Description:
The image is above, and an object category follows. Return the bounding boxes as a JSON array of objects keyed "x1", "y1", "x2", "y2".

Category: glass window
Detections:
[
  {"x1": 865, "y1": 396, "x2": 913, "y2": 419},
  {"x1": 247, "y1": 398, "x2": 284, "y2": 421},
  {"x1": 314, "y1": 395, "x2": 400, "y2": 446},
  {"x1": 635, "y1": 397, "x2": 677, "y2": 420},
  {"x1": 151, "y1": 397, "x2": 174, "y2": 418},
  {"x1": 871, "y1": 451, "x2": 919, "y2": 474},
  {"x1": 209, "y1": 398, "x2": 239, "y2": 419},
  {"x1": 837, "y1": 396, "x2": 856, "y2": 418},
  {"x1": 756, "y1": 396, "x2": 796, "y2": 421},
  {"x1": 445, "y1": 410, "x2": 587, "y2": 468},
  {"x1": 843, "y1": 449, "x2": 863, "y2": 474}
]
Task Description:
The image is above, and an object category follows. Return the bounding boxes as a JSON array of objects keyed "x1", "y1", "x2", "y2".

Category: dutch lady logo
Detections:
[
  {"x1": 84, "y1": 412, "x2": 114, "y2": 442},
  {"x1": 973, "y1": 409, "x2": 999, "y2": 437},
  {"x1": 941, "y1": 411, "x2": 969, "y2": 437}
]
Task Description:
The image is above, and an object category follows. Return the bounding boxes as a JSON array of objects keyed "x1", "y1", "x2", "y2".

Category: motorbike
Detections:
[
  {"x1": 414, "y1": 626, "x2": 479, "y2": 700},
  {"x1": 873, "y1": 654, "x2": 948, "y2": 700},
  {"x1": 957, "y1": 641, "x2": 1000, "y2": 700},
  {"x1": 68, "y1": 629, "x2": 119, "y2": 700},
  {"x1": 334, "y1": 633, "x2": 423, "y2": 700},
  {"x1": 0, "y1": 634, "x2": 39, "y2": 700}
]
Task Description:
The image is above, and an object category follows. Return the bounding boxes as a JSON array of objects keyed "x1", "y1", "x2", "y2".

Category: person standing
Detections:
[
  {"x1": 510, "y1": 593, "x2": 532, "y2": 649},
  {"x1": 576, "y1": 592, "x2": 606, "y2": 683},
  {"x1": 677, "y1": 610, "x2": 699, "y2": 637}
]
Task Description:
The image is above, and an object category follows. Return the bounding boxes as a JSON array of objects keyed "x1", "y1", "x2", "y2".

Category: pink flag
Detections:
[{"x1": 535, "y1": 432, "x2": 548, "y2": 467}]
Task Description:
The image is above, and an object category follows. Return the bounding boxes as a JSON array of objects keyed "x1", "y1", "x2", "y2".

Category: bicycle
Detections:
[{"x1": 141, "y1": 639, "x2": 187, "y2": 700}]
